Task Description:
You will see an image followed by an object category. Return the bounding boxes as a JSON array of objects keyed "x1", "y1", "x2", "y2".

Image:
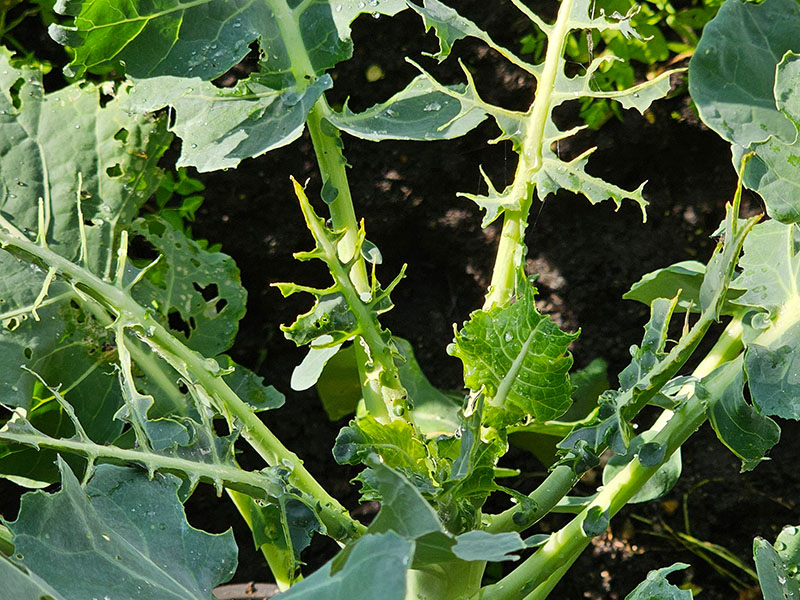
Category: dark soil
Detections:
[{"x1": 3, "y1": 2, "x2": 798, "y2": 599}]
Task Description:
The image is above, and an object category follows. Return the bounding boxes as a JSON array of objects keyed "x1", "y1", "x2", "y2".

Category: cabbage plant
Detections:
[{"x1": 1, "y1": 0, "x2": 800, "y2": 598}]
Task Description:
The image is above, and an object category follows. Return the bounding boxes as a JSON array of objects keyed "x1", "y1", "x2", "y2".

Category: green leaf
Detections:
[
  {"x1": 333, "y1": 415, "x2": 436, "y2": 493},
  {"x1": 124, "y1": 75, "x2": 332, "y2": 172},
  {"x1": 316, "y1": 344, "x2": 363, "y2": 421},
  {"x1": 733, "y1": 221, "x2": 800, "y2": 420},
  {"x1": 449, "y1": 530, "x2": 525, "y2": 562},
  {"x1": 689, "y1": 0, "x2": 800, "y2": 149},
  {"x1": 744, "y1": 52, "x2": 800, "y2": 225},
  {"x1": 327, "y1": 75, "x2": 487, "y2": 141},
  {"x1": 6, "y1": 460, "x2": 237, "y2": 599},
  {"x1": 53, "y1": 0, "x2": 342, "y2": 84},
  {"x1": 775, "y1": 525, "x2": 800, "y2": 576},
  {"x1": 278, "y1": 531, "x2": 413, "y2": 600},
  {"x1": 603, "y1": 431, "x2": 681, "y2": 503},
  {"x1": 624, "y1": 261, "x2": 706, "y2": 312},
  {"x1": 581, "y1": 505, "x2": 610, "y2": 537},
  {"x1": 449, "y1": 276, "x2": 578, "y2": 428},
  {"x1": 705, "y1": 358, "x2": 780, "y2": 472},
  {"x1": 0, "y1": 553, "x2": 66, "y2": 600},
  {"x1": 291, "y1": 335, "x2": 343, "y2": 392},
  {"x1": 0, "y1": 51, "x2": 170, "y2": 277},
  {"x1": 219, "y1": 356, "x2": 285, "y2": 413},
  {"x1": 755, "y1": 537, "x2": 800, "y2": 600},
  {"x1": 624, "y1": 563, "x2": 692, "y2": 600}
]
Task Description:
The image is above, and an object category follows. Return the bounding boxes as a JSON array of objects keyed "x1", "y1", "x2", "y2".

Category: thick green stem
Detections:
[
  {"x1": 0, "y1": 228, "x2": 364, "y2": 542},
  {"x1": 484, "y1": 0, "x2": 576, "y2": 310},
  {"x1": 484, "y1": 465, "x2": 578, "y2": 534},
  {"x1": 406, "y1": 561, "x2": 486, "y2": 600},
  {"x1": 476, "y1": 319, "x2": 745, "y2": 600}
]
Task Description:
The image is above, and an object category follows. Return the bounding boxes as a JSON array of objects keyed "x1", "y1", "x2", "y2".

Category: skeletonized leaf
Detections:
[
  {"x1": 450, "y1": 276, "x2": 577, "y2": 428},
  {"x1": 7, "y1": 460, "x2": 237, "y2": 599}
]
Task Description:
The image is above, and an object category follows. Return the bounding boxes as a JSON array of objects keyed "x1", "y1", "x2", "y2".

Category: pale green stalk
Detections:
[{"x1": 484, "y1": 0, "x2": 576, "y2": 310}]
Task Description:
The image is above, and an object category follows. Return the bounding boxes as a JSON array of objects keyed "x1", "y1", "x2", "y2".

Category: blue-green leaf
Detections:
[
  {"x1": 624, "y1": 563, "x2": 692, "y2": 600},
  {"x1": 6, "y1": 460, "x2": 237, "y2": 599}
]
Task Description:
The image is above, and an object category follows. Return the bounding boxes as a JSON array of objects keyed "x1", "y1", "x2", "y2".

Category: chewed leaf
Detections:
[
  {"x1": 0, "y1": 50, "x2": 170, "y2": 278},
  {"x1": 534, "y1": 146, "x2": 647, "y2": 220},
  {"x1": 7, "y1": 460, "x2": 237, "y2": 599},
  {"x1": 125, "y1": 75, "x2": 332, "y2": 172},
  {"x1": 130, "y1": 217, "x2": 247, "y2": 357},
  {"x1": 327, "y1": 75, "x2": 486, "y2": 141},
  {"x1": 407, "y1": 0, "x2": 495, "y2": 61},
  {"x1": 450, "y1": 276, "x2": 577, "y2": 427}
]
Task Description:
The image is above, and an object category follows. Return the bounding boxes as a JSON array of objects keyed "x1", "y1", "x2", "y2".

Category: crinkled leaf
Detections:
[
  {"x1": 327, "y1": 75, "x2": 486, "y2": 141},
  {"x1": 603, "y1": 431, "x2": 681, "y2": 503},
  {"x1": 333, "y1": 415, "x2": 436, "y2": 493},
  {"x1": 689, "y1": 0, "x2": 800, "y2": 149},
  {"x1": 449, "y1": 277, "x2": 577, "y2": 428},
  {"x1": 6, "y1": 460, "x2": 237, "y2": 599},
  {"x1": 124, "y1": 75, "x2": 332, "y2": 172},
  {"x1": 733, "y1": 221, "x2": 800, "y2": 420},
  {"x1": 624, "y1": 563, "x2": 692, "y2": 600},
  {"x1": 755, "y1": 537, "x2": 800, "y2": 600}
]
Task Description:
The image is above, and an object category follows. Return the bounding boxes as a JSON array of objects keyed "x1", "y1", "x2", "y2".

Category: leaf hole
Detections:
[
  {"x1": 23, "y1": 347, "x2": 32, "y2": 360},
  {"x1": 176, "y1": 380, "x2": 188, "y2": 394},
  {"x1": 167, "y1": 311, "x2": 191, "y2": 339},
  {"x1": 192, "y1": 281, "x2": 219, "y2": 302},
  {"x1": 4, "y1": 317, "x2": 19, "y2": 331},
  {"x1": 106, "y1": 163, "x2": 123, "y2": 178},
  {"x1": 113, "y1": 128, "x2": 129, "y2": 143},
  {"x1": 9, "y1": 77, "x2": 24, "y2": 109}
]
